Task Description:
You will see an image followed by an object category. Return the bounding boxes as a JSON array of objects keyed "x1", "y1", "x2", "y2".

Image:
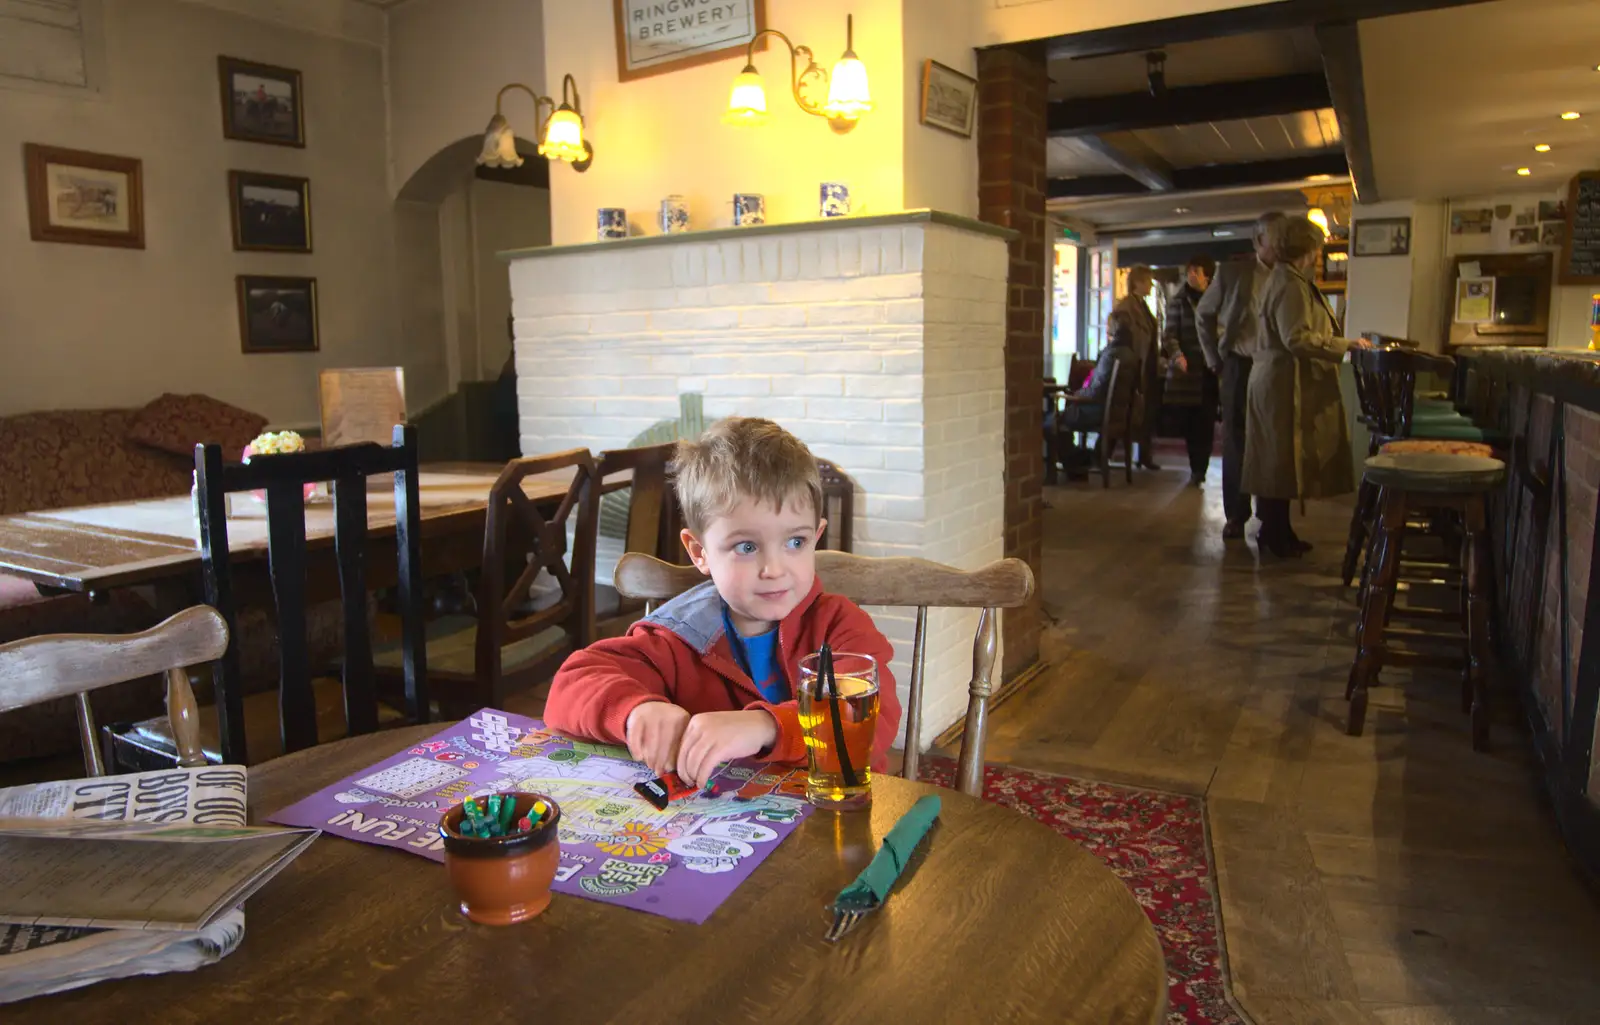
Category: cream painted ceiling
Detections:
[{"x1": 1363, "y1": 0, "x2": 1600, "y2": 200}]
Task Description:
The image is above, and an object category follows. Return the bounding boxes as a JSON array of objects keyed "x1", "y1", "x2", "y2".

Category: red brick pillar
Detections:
[{"x1": 977, "y1": 43, "x2": 1048, "y2": 679}]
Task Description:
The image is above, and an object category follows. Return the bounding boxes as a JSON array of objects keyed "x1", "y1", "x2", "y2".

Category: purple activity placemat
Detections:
[{"x1": 268, "y1": 709, "x2": 813, "y2": 924}]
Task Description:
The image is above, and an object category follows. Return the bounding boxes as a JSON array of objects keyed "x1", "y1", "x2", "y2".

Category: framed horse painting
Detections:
[
  {"x1": 237, "y1": 275, "x2": 319, "y2": 353},
  {"x1": 218, "y1": 56, "x2": 305, "y2": 147}
]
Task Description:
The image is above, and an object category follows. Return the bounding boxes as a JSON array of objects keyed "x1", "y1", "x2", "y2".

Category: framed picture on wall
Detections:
[
  {"x1": 612, "y1": 0, "x2": 766, "y2": 82},
  {"x1": 218, "y1": 56, "x2": 304, "y2": 147},
  {"x1": 1352, "y1": 217, "x2": 1411, "y2": 257},
  {"x1": 920, "y1": 59, "x2": 978, "y2": 137},
  {"x1": 24, "y1": 144, "x2": 145, "y2": 249},
  {"x1": 237, "y1": 275, "x2": 319, "y2": 353},
  {"x1": 229, "y1": 171, "x2": 311, "y2": 252}
]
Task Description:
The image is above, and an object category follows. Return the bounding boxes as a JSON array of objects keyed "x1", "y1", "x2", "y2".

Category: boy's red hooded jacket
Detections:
[{"x1": 543, "y1": 577, "x2": 901, "y2": 770}]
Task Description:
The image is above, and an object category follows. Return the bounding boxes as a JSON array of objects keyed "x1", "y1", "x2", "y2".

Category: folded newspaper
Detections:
[{"x1": 0, "y1": 766, "x2": 317, "y2": 1004}]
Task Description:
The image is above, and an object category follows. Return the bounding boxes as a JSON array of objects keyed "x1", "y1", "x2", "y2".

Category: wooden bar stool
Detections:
[{"x1": 1347, "y1": 451, "x2": 1505, "y2": 751}]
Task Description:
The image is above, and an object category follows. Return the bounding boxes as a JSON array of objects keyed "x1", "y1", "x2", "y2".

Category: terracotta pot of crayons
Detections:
[{"x1": 439, "y1": 792, "x2": 561, "y2": 925}]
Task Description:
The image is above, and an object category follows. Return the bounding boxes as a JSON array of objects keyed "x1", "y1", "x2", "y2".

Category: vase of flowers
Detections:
[{"x1": 242, "y1": 430, "x2": 322, "y2": 502}]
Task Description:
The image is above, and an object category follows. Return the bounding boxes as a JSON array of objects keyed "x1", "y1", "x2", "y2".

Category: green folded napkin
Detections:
[{"x1": 835, "y1": 794, "x2": 941, "y2": 910}]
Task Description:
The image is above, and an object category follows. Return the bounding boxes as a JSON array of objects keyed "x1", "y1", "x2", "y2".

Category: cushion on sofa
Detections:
[{"x1": 127, "y1": 392, "x2": 268, "y2": 464}]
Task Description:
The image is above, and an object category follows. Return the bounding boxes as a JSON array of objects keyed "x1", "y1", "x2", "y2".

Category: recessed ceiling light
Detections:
[
  {"x1": 1535, "y1": 143, "x2": 1552, "y2": 152},
  {"x1": 1212, "y1": 229, "x2": 1234, "y2": 237},
  {"x1": 1174, "y1": 206, "x2": 1191, "y2": 214},
  {"x1": 1561, "y1": 111, "x2": 1582, "y2": 120},
  {"x1": 1517, "y1": 167, "x2": 1532, "y2": 176},
  {"x1": 1307, "y1": 174, "x2": 1334, "y2": 182}
]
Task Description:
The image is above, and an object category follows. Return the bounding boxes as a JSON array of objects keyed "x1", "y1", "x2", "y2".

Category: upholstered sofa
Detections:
[{"x1": 0, "y1": 395, "x2": 275, "y2": 764}]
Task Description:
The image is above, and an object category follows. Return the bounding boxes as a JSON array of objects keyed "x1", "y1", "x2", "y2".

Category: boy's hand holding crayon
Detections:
[{"x1": 625, "y1": 703, "x2": 777, "y2": 786}]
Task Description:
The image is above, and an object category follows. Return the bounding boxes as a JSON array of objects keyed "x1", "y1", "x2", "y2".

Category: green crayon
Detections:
[
  {"x1": 498, "y1": 795, "x2": 517, "y2": 832},
  {"x1": 487, "y1": 794, "x2": 502, "y2": 825}
]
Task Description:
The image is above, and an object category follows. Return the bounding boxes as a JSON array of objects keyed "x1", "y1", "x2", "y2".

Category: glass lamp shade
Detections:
[
  {"x1": 538, "y1": 105, "x2": 587, "y2": 163},
  {"x1": 1307, "y1": 207, "x2": 1330, "y2": 234},
  {"x1": 724, "y1": 66, "x2": 769, "y2": 125},
  {"x1": 823, "y1": 54, "x2": 871, "y2": 120},
  {"x1": 476, "y1": 113, "x2": 523, "y2": 168}
]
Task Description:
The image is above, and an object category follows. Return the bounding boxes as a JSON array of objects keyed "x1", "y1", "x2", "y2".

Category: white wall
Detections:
[
  {"x1": 387, "y1": 0, "x2": 545, "y2": 196},
  {"x1": 1345, "y1": 200, "x2": 1421, "y2": 343},
  {"x1": 542, "y1": 0, "x2": 906, "y2": 245},
  {"x1": 0, "y1": 0, "x2": 446, "y2": 424}
]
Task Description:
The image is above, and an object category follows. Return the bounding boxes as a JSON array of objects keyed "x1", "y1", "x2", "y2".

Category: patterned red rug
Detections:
[{"x1": 920, "y1": 758, "x2": 1242, "y2": 1025}]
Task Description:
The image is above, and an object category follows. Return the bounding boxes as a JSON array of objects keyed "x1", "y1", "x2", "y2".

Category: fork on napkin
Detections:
[{"x1": 825, "y1": 794, "x2": 941, "y2": 942}]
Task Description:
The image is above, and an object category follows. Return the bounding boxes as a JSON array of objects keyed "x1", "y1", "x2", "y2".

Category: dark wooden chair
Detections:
[
  {"x1": 1053, "y1": 361, "x2": 1136, "y2": 488},
  {"x1": 108, "y1": 425, "x2": 429, "y2": 769},
  {"x1": 378, "y1": 449, "x2": 599, "y2": 718},
  {"x1": 593, "y1": 442, "x2": 678, "y2": 640},
  {"x1": 614, "y1": 550, "x2": 1035, "y2": 797},
  {"x1": 816, "y1": 459, "x2": 855, "y2": 553}
]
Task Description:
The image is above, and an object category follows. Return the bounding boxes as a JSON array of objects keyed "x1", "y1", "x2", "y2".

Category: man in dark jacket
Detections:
[
  {"x1": 1162, "y1": 255, "x2": 1217, "y2": 487},
  {"x1": 1196, "y1": 212, "x2": 1283, "y2": 538}
]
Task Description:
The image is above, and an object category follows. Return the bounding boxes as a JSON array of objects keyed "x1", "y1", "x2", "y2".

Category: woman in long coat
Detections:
[
  {"x1": 1114, "y1": 265, "x2": 1161, "y2": 470},
  {"x1": 1241, "y1": 216, "x2": 1368, "y2": 557}
]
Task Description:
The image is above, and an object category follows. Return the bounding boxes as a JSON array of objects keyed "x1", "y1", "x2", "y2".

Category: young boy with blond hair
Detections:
[{"x1": 543, "y1": 417, "x2": 901, "y2": 786}]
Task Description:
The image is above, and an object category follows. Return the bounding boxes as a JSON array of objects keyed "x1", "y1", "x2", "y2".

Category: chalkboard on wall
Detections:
[{"x1": 1559, "y1": 171, "x2": 1600, "y2": 285}]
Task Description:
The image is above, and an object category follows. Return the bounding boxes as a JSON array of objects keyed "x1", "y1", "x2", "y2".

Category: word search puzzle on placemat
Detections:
[{"x1": 269, "y1": 710, "x2": 813, "y2": 924}]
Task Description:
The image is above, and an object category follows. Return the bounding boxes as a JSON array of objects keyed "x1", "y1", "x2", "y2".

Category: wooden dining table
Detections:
[
  {"x1": 26, "y1": 725, "x2": 1167, "y2": 1023},
  {"x1": 0, "y1": 464, "x2": 616, "y2": 600}
]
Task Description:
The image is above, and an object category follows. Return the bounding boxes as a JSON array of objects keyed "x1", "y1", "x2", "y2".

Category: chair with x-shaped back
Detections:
[{"x1": 383, "y1": 449, "x2": 599, "y2": 718}]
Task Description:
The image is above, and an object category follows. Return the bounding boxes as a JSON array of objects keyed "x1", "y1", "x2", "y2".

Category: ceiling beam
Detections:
[
  {"x1": 1041, "y1": 0, "x2": 1503, "y2": 61},
  {"x1": 1049, "y1": 73, "x2": 1330, "y2": 138},
  {"x1": 1048, "y1": 175, "x2": 1152, "y2": 199},
  {"x1": 1315, "y1": 21, "x2": 1378, "y2": 204},
  {"x1": 1076, "y1": 135, "x2": 1175, "y2": 191},
  {"x1": 1048, "y1": 152, "x2": 1349, "y2": 200}
]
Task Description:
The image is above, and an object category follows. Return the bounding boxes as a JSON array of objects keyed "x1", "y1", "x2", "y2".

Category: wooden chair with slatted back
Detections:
[
  {"x1": 612, "y1": 550, "x2": 1035, "y2": 797},
  {"x1": 108, "y1": 425, "x2": 430, "y2": 769},
  {"x1": 380, "y1": 449, "x2": 600, "y2": 719},
  {"x1": 0, "y1": 607, "x2": 228, "y2": 776},
  {"x1": 592, "y1": 443, "x2": 678, "y2": 641},
  {"x1": 815, "y1": 459, "x2": 855, "y2": 553}
]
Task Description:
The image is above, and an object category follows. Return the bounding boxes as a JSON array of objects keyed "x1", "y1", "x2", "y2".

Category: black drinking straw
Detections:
[{"x1": 819, "y1": 643, "x2": 861, "y2": 789}]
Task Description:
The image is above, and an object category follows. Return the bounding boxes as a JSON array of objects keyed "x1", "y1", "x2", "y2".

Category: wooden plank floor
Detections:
[{"x1": 940, "y1": 463, "x2": 1600, "y2": 1025}]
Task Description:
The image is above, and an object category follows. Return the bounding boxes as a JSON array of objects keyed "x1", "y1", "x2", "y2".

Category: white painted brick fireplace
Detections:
[{"x1": 503, "y1": 211, "x2": 1013, "y2": 750}]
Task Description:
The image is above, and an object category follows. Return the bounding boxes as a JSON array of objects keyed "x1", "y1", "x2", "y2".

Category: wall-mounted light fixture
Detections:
[
  {"x1": 477, "y1": 74, "x2": 593, "y2": 172},
  {"x1": 724, "y1": 14, "x2": 871, "y2": 134}
]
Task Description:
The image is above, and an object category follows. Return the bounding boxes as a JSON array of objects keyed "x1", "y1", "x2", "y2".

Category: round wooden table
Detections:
[{"x1": 35, "y1": 726, "x2": 1167, "y2": 1023}]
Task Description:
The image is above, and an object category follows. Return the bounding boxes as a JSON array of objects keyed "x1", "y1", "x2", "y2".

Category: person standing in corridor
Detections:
[
  {"x1": 1114, "y1": 265, "x2": 1161, "y2": 471},
  {"x1": 1162, "y1": 255, "x2": 1218, "y2": 487},
  {"x1": 1196, "y1": 212, "x2": 1284, "y2": 539}
]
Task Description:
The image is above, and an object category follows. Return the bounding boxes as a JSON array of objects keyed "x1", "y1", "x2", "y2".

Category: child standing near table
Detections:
[{"x1": 543, "y1": 416, "x2": 901, "y2": 786}]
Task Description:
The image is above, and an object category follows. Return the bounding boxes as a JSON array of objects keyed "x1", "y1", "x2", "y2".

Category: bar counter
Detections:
[{"x1": 1456, "y1": 346, "x2": 1600, "y2": 879}]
